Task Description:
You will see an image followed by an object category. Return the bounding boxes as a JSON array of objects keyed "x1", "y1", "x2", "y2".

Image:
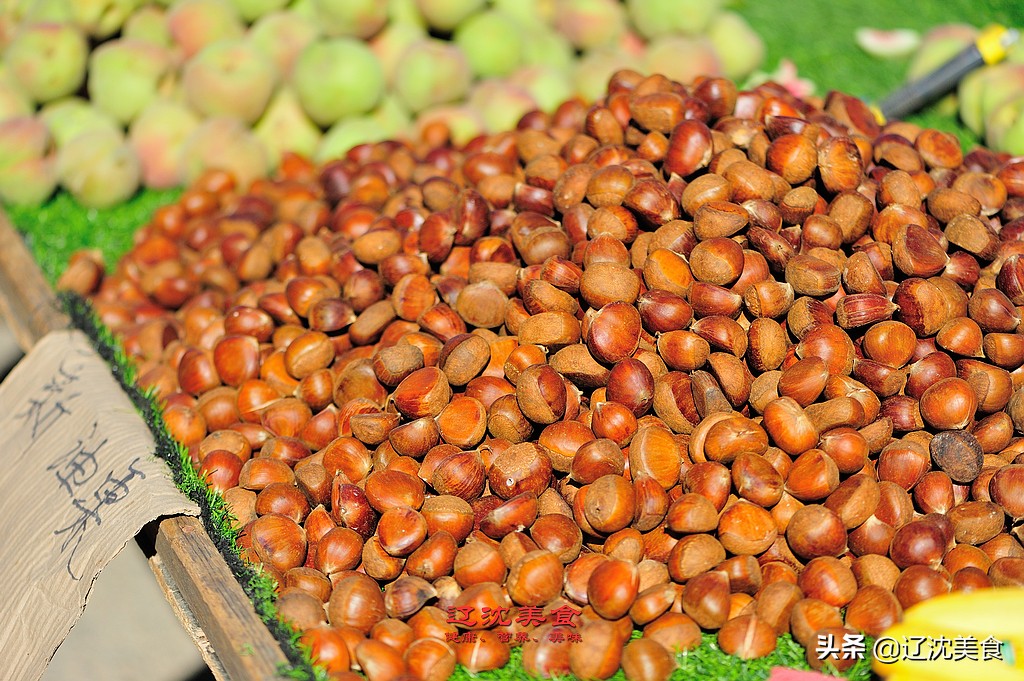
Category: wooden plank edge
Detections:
[
  {"x1": 149, "y1": 553, "x2": 229, "y2": 681},
  {"x1": 155, "y1": 516, "x2": 289, "y2": 681},
  {"x1": 0, "y1": 208, "x2": 70, "y2": 351}
]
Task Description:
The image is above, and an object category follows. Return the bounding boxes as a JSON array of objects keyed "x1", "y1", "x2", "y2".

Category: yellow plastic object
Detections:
[
  {"x1": 873, "y1": 587, "x2": 1024, "y2": 681},
  {"x1": 978, "y1": 24, "x2": 1015, "y2": 65},
  {"x1": 878, "y1": 23, "x2": 1019, "y2": 121}
]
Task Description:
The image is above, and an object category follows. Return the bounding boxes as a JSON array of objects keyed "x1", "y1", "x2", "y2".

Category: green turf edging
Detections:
[{"x1": 6, "y1": 188, "x2": 181, "y2": 285}]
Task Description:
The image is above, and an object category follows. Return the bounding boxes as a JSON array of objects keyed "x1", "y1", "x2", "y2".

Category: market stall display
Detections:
[
  {"x1": 3, "y1": 1, "x2": 1024, "y2": 680},
  {"x1": 48, "y1": 69, "x2": 1024, "y2": 679}
]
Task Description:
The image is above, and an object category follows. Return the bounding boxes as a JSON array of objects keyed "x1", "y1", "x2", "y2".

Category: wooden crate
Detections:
[{"x1": 0, "y1": 210, "x2": 291, "y2": 681}]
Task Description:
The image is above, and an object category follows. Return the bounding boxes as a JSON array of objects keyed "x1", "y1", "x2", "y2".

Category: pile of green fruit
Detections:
[
  {"x1": 0, "y1": 0, "x2": 766, "y2": 209},
  {"x1": 903, "y1": 24, "x2": 1024, "y2": 153}
]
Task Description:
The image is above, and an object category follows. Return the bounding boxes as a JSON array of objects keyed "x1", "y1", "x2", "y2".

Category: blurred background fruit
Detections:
[
  {"x1": 3, "y1": 21, "x2": 88, "y2": 103},
  {"x1": 0, "y1": 115, "x2": 57, "y2": 205},
  {"x1": 0, "y1": 0, "x2": 772, "y2": 206}
]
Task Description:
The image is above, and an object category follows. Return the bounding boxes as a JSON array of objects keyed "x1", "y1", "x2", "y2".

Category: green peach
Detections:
[
  {"x1": 1008, "y1": 39, "x2": 1024, "y2": 65},
  {"x1": 0, "y1": 116, "x2": 52, "y2": 169},
  {"x1": 933, "y1": 93, "x2": 960, "y2": 118},
  {"x1": 70, "y1": 0, "x2": 141, "y2": 39},
  {"x1": 414, "y1": 104, "x2": 484, "y2": 146},
  {"x1": 0, "y1": 1, "x2": 36, "y2": 49},
  {"x1": 959, "y1": 64, "x2": 1024, "y2": 137},
  {"x1": 39, "y1": 97, "x2": 121, "y2": 147},
  {"x1": 958, "y1": 65, "x2": 1001, "y2": 136},
  {"x1": 454, "y1": 10, "x2": 523, "y2": 78},
  {"x1": 22, "y1": 0, "x2": 73, "y2": 23},
  {"x1": 626, "y1": 0, "x2": 722, "y2": 38},
  {"x1": 0, "y1": 112, "x2": 58, "y2": 204},
  {"x1": 0, "y1": 80, "x2": 33, "y2": 123},
  {"x1": 182, "y1": 38, "x2": 277, "y2": 124},
  {"x1": 392, "y1": 38, "x2": 471, "y2": 113},
  {"x1": 995, "y1": 108, "x2": 1024, "y2": 156},
  {"x1": 490, "y1": 0, "x2": 554, "y2": 28},
  {"x1": 249, "y1": 10, "x2": 321, "y2": 78},
  {"x1": 313, "y1": 93, "x2": 409, "y2": 163},
  {"x1": 552, "y1": 0, "x2": 624, "y2": 50},
  {"x1": 179, "y1": 116, "x2": 269, "y2": 188},
  {"x1": 3, "y1": 0, "x2": 33, "y2": 18},
  {"x1": 0, "y1": 63, "x2": 14, "y2": 90},
  {"x1": 371, "y1": 94, "x2": 411, "y2": 135},
  {"x1": 227, "y1": 0, "x2": 289, "y2": 22},
  {"x1": 1002, "y1": 122, "x2": 1024, "y2": 156},
  {"x1": 467, "y1": 79, "x2": 537, "y2": 133},
  {"x1": 705, "y1": 11, "x2": 764, "y2": 80},
  {"x1": 508, "y1": 65, "x2": 573, "y2": 113},
  {"x1": 123, "y1": 5, "x2": 172, "y2": 46},
  {"x1": 316, "y1": 117, "x2": 390, "y2": 164},
  {"x1": 0, "y1": 112, "x2": 57, "y2": 205},
  {"x1": 88, "y1": 38, "x2": 173, "y2": 124},
  {"x1": 291, "y1": 38, "x2": 384, "y2": 126},
  {"x1": 572, "y1": 48, "x2": 643, "y2": 102},
  {"x1": 978, "y1": 65, "x2": 1024, "y2": 137},
  {"x1": 290, "y1": 0, "x2": 316, "y2": 20},
  {"x1": 521, "y1": 25, "x2": 574, "y2": 72},
  {"x1": 387, "y1": 0, "x2": 426, "y2": 27},
  {"x1": 152, "y1": 76, "x2": 187, "y2": 107},
  {"x1": 57, "y1": 128, "x2": 141, "y2": 208},
  {"x1": 644, "y1": 35, "x2": 723, "y2": 85},
  {"x1": 128, "y1": 99, "x2": 200, "y2": 188},
  {"x1": 3, "y1": 22, "x2": 89, "y2": 104},
  {"x1": 0, "y1": 154, "x2": 58, "y2": 205},
  {"x1": 618, "y1": 29, "x2": 648, "y2": 60},
  {"x1": 313, "y1": 0, "x2": 388, "y2": 38},
  {"x1": 0, "y1": 19, "x2": 14, "y2": 52},
  {"x1": 413, "y1": 0, "x2": 485, "y2": 32},
  {"x1": 253, "y1": 87, "x2": 322, "y2": 170},
  {"x1": 985, "y1": 94, "x2": 1024, "y2": 154},
  {"x1": 166, "y1": 0, "x2": 244, "y2": 59},
  {"x1": 369, "y1": 20, "x2": 426, "y2": 85},
  {"x1": 907, "y1": 24, "x2": 977, "y2": 81}
]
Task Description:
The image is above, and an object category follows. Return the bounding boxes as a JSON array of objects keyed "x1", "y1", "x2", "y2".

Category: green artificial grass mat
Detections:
[
  {"x1": 442, "y1": 631, "x2": 873, "y2": 681},
  {"x1": 6, "y1": 188, "x2": 182, "y2": 285},
  {"x1": 4, "y1": 2, "x2": 1020, "y2": 679}
]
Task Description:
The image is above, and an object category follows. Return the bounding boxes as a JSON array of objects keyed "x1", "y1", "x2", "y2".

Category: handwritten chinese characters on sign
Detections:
[
  {"x1": 0, "y1": 330, "x2": 198, "y2": 681},
  {"x1": 48, "y1": 431, "x2": 147, "y2": 581}
]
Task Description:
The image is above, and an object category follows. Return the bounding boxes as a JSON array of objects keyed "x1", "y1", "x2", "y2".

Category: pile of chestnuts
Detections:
[{"x1": 59, "y1": 68, "x2": 1024, "y2": 681}]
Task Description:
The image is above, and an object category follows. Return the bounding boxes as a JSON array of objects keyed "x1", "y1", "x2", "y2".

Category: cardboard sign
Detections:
[{"x1": 0, "y1": 330, "x2": 199, "y2": 681}]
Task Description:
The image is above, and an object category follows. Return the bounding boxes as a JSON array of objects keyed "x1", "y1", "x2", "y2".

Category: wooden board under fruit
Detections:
[{"x1": 0, "y1": 209, "x2": 289, "y2": 681}]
